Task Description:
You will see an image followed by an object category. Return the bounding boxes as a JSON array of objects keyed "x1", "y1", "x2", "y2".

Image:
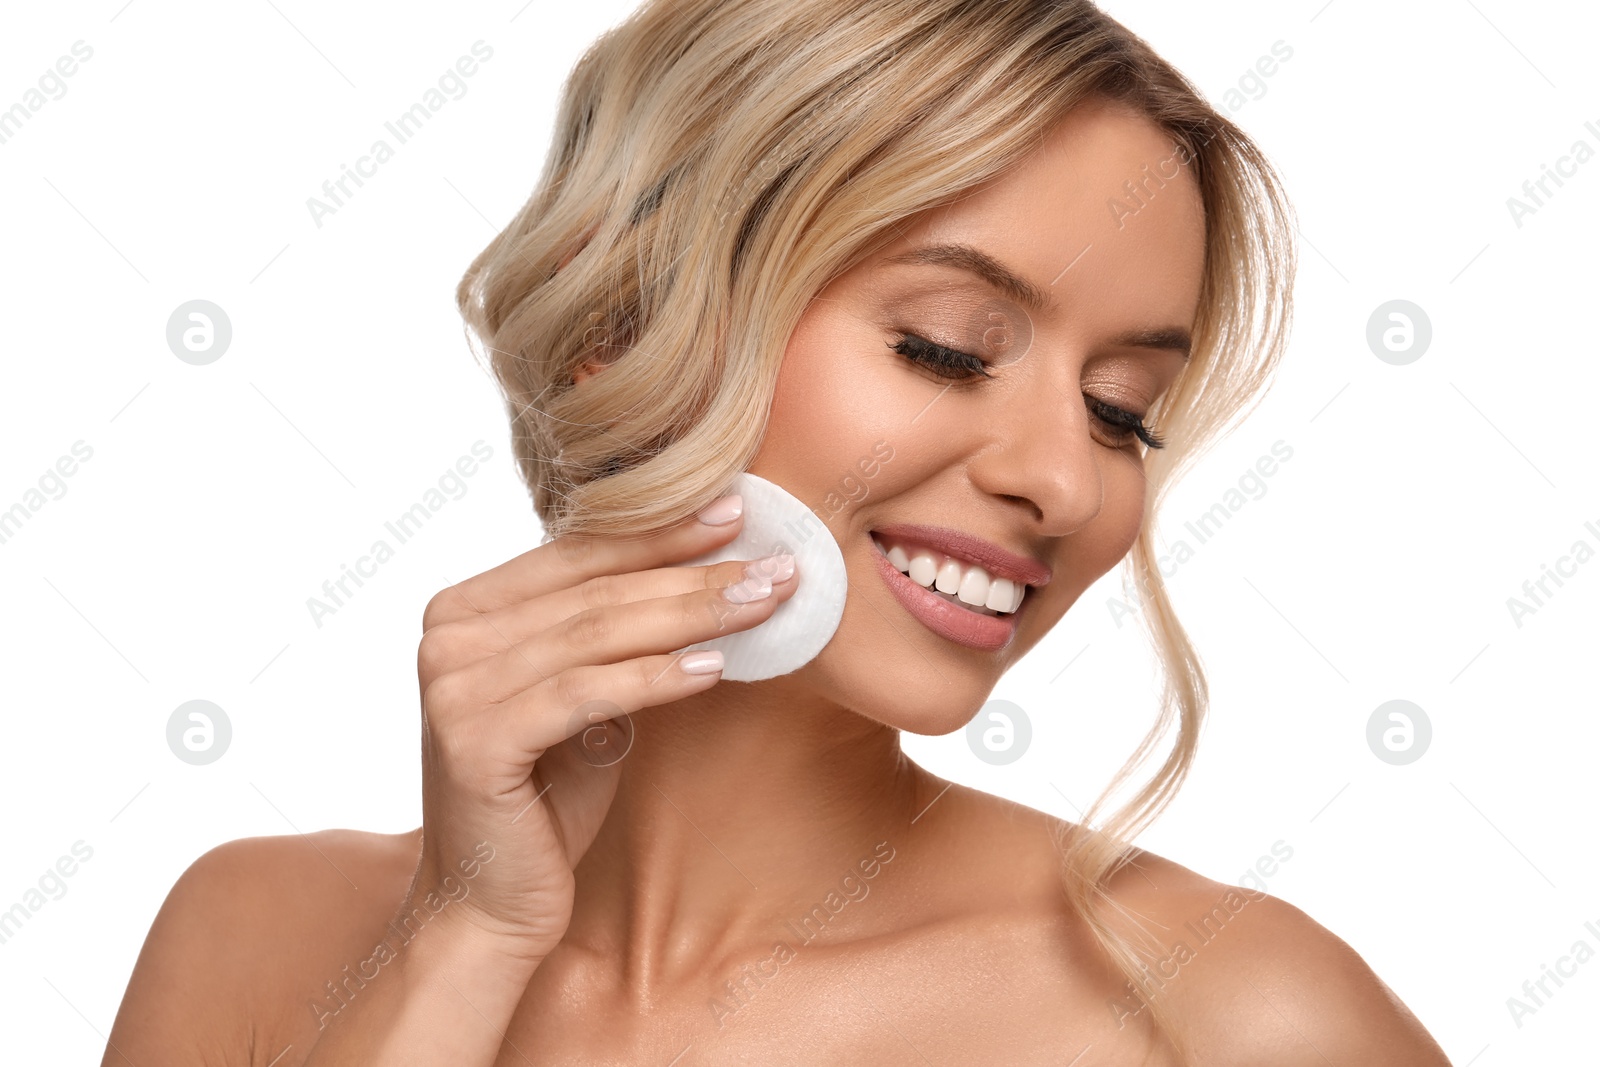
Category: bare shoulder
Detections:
[
  {"x1": 1094, "y1": 846, "x2": 1452, "y2": 1066},
  {"x1": 927, "y1": 785, "x2": 1449, "y2": 1065},
  {"x1": 104, "y1": 827, "x2": 421, "y2": 1066}
]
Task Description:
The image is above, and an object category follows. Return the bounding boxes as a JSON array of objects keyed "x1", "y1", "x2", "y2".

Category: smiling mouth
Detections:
[{"x1": 867, "y1": 532, "x2": 1029, "y2": 618}]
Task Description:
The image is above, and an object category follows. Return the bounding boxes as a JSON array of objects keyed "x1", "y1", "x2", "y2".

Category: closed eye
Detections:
[
  {"x1": 890, "y1": 332, "x2": 1165, "y2": 449},
  {"x1": 1085, "y1": 397, "x2": 1165, "y2": 449},
  {"x1": 888, "y1": 333, "x2": 991, "y2": 380}
]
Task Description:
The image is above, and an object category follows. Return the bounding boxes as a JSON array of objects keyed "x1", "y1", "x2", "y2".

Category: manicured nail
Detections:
[
  {"x1": 697, "y1": 493, "x2": 743, "y2": 526},
  {"x1": 749, "y1": 551, "x2": 794, "y2": 583},
  {"x1": 679, "y1": 650, "x2": 725, "y2": 675},
  {"x1": 724, "y1": 575, "x2": 772, "y2": 604}
]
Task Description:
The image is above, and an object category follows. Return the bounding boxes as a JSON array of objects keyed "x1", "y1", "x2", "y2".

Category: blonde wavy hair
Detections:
[{"x1": 456, "y1": 0, "x2": 1294, "y2": 1055}]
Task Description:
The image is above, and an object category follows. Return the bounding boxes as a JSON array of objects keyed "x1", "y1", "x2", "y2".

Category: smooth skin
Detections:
[{"x1": 104, "y1": 99, "x2": 1451, "y2": 1065}]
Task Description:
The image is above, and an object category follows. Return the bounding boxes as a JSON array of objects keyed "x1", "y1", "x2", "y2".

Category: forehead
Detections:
[{"x1": 869, "y1": 99, "x2": 1207, "y2": 336}]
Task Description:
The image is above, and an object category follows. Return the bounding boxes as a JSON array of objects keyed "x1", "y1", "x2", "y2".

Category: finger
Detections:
[
  {"x1": 439, "y1": 558, "x2": 798, "y2": 710},
  {"x1": 424, "y1": 500, "x2": 746, "y2": 629},
  {"x1": 425, "y1": 549, "x2": 799, "y2": 671},
  {"x1": 500, "y1": 649, "x2": 737, "y2": 760}
]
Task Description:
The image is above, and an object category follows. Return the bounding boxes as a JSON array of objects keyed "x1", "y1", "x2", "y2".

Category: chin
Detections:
[
  {"x1": 881, "y1": 701, "x2": 995, "y2": 738},
  {"x1": 802, "y1": 640, "x2": 1009, "y2": 737}
]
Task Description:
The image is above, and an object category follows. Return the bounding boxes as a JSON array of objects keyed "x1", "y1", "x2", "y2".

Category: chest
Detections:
[{"x1": 493, "y1": 919, "x2": 1180, "y2": 1065}]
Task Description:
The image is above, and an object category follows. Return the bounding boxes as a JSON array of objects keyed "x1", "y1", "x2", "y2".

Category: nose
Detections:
[{"x1": 964, "y1": 383, "x2": 1109, "y2": 538}]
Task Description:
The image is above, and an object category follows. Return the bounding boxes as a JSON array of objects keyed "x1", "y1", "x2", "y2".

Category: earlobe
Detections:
[
  {"x1": 556, "y1": 221, "x2": 601, "y2": 273},
  {"x1": 561, "y1": 222, "x2": 607, "y2": 389}
]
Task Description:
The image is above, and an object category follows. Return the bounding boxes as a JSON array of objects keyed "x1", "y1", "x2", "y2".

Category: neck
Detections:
[{"x1": 564, "y1": 672, "x2": 931, "y2": 993}]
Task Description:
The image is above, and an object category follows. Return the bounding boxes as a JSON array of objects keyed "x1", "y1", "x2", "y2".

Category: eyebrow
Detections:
[
  {"x1": 879, "y1": 241, "x2": 1192, "y2": 360},
  {"x1": 882, "y1": 242, "x2": 1056, "y2": 316},
  {"x1": 1107, "y1": 326, "x2": 1192, "y2": 360}
]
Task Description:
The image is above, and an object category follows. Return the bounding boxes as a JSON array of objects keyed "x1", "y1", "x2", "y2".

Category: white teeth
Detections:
[
  {"x1": 956, "y1": 566, "x2": 988, "y2": 607},
  {"x1": 985, "y1": 577, "x2": 1016, "y2": 613},
  {"x1": 872, "y1": 534, "x2": 1026, "y2": 616}
]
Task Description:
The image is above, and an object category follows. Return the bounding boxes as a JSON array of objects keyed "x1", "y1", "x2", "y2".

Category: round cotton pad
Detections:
[{"x1": 672, "y1": 471, "x2": 848, "y2": 681}]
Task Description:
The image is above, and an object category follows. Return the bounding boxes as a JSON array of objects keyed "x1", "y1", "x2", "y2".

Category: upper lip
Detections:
[{"x1": 869, "y1": 523, "x2": 1052, "y2": 589}]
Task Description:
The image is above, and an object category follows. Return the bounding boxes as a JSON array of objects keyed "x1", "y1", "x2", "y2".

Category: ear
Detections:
[
  {"x1": 561, "y1": 222, "x2": 607, "y2": 388},
  {"x1": 556, "y1": 221, "x2": 601, "y2": 272}
]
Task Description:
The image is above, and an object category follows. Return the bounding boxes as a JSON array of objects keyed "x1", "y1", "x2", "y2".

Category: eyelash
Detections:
[{"x1": 887, "y1": 333, "x2": 1167, "y2": 450}]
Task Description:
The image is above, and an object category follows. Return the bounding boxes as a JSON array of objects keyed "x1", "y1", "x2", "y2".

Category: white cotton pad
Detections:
[{"x1": 671, "y1": 471, "x2": 848, "y2": 681}]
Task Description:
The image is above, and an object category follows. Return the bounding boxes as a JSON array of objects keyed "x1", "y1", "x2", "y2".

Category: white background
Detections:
[{"x1": 1, "y1": 0, "x2": 1596, "y2": 1062}]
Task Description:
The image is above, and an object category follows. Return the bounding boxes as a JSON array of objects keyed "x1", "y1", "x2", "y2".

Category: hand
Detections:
[{"x1": 406, "y1": 495, "x2": 797, "y2": 962}]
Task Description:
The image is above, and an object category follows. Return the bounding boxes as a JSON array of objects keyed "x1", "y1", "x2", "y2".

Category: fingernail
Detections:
[
  {"x1": 724, "y1": 575, "x2": 772, "y2": 604},
  {"x1": 679, "y1": 650, "x2": 725, "y2": 675},
  {"x1": 697, "y1": 493, "x2": 744, "y2": 526},
  {"x1": 749, "y1": 551, "x2": 794, "y2": 583}
]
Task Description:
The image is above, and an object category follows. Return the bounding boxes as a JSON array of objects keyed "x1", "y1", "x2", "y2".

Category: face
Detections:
[{"x1": 746, "y1": 98, "x2": 1207, "y2": 735}]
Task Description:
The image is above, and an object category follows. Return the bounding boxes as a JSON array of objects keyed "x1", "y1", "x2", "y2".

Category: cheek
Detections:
[
  {"x1": 755, "y1": 306, "x2": 916, "y2": 497},
  {"x1": 767, "y1": 309, "x2": 848, "y2": 439},
  {"x1": 1101, "y1": 453, "x2": 1151, "y2": 553},
  {"x1": 1045, "y1": 452, "x2": 1149, "y2": 614}
]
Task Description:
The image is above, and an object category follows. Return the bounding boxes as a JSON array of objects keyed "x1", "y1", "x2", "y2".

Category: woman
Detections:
[{"x1": 105, "y1": 0, "x2": 1451, "y2": 1062}]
